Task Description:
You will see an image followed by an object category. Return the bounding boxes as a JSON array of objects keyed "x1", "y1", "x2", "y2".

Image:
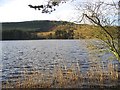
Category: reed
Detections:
[{"x1": 2, "y1": 61, "x2": 119, "y2": 88}]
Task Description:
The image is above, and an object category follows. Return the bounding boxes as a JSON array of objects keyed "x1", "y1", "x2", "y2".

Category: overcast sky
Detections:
[
  {"x1": 0, "y1": 0, "x2": 78, "y2": 22},
  {"x1": 0, "y1": 0, "x2": 117, "y2": 22}
]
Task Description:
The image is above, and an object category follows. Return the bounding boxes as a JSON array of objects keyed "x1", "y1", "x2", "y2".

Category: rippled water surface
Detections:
[{"x1": 1, "y1": 40, "x2": 119, "y2": 84}]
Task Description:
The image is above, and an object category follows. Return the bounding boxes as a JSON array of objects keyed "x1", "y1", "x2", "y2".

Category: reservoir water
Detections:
[{"x1": 1, "y1": 40, "x2": 120, "y2": 87}]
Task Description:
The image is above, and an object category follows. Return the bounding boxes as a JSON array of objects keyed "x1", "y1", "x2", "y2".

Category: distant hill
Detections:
[
  {"x1": 2, "y1": 20, "x2": 71, "y2": 32},
  {"x1": 2, "y1": 20, "x2": 118, "y2": 40}
]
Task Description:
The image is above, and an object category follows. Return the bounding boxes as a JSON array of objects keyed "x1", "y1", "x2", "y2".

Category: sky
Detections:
[
  {"x1": 0, "y1": 0, "x2": 78, "y2": 22},
  {"x1": 0, "y1": 0, "x2": 118, "y2": 22}
]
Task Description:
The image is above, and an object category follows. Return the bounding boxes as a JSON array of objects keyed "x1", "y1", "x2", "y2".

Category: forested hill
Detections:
[
  {"x1": 2, "y1": 20, "x2": 117, "y2": 40},
  {"x1": 2, "y1": 20, "x2": 71, "y2": 32}
]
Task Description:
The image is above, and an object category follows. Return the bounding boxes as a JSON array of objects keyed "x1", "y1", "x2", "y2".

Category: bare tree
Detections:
[
  {"x1": 75, "y1": 0, "x2": 120, "y2": 61},
  {"x1": 29, "y1": 0, "x2": 120, "y2": 61},
  {"x1": 28, "y1": 0, "x2": 69, "y2": 13}
]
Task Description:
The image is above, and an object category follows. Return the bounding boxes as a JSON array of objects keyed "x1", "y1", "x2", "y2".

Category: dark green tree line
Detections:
[{"x1": 2, "y1": 30, "x2": 37, "y2": 40}]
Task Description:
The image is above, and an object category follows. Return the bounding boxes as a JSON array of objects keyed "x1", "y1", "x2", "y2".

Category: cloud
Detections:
[
  {"x1": 0, "y1": 0, "x2": 79, "y2": 22},
  {"x1": 0, "y1": 0, "x2": 44, "y2": 22},
  {"x1": 0, "y1": 0, "x2": 12, "y2": 6},
  {"x1": 0, "y1": 0, "x2": 117, "y2": 22}
]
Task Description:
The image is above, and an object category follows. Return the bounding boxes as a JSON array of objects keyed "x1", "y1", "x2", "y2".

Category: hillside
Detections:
[
  {"x1": 2, "y1": 20, "x2": 70, "y2": 32},
  {"x1": 2, "y1": 20, "x2": 118, "y2": 40}
]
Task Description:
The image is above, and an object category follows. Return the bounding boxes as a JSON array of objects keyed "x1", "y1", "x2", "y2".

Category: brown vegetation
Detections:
[{"x1": 2, "y1": 61, "x2": 119, "y2": 88}]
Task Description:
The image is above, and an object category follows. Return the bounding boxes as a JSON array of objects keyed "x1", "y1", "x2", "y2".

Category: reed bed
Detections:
[
  {"x1": 2, "y1": 61, "x2": 119, "y2": 88},
  {"x1": 2, "y1": 40, "x2": 120, "y2": 88}
]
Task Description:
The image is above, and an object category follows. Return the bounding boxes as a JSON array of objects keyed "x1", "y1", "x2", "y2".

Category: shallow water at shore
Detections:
[{"x1": 1, "y1": 39, "x2": 120, "y2": 87}]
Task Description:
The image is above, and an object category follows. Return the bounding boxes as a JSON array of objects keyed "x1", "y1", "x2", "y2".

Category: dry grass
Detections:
[
  {"x1": 2, "y1": 40, "x2": 119, "y2": 88},
  {"x1": 2, "y1": 61, "x2": 119, "y2": 88},
  {"x1": 37, "y1": 31, "x2": 55, "y2": 38}
]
